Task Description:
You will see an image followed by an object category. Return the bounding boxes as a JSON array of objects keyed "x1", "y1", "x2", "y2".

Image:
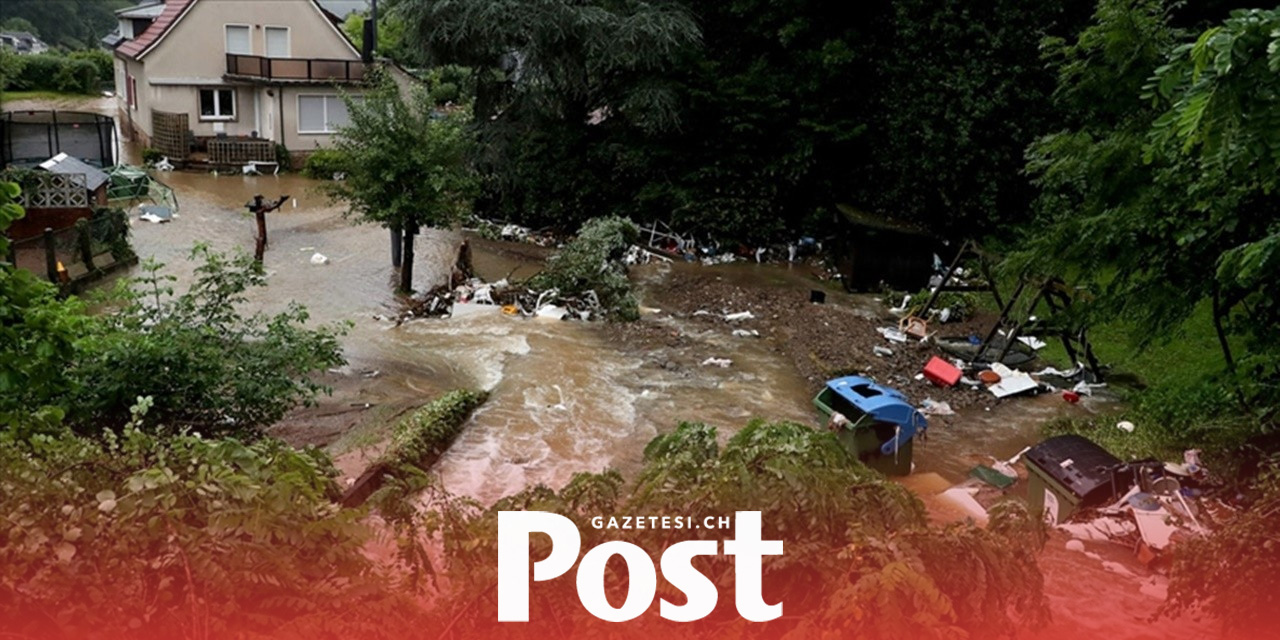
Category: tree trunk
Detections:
[
  {"x1": 399, "y1": 223, "x2": 417, "y2": 293},
  {"x1": 1211, "y1": 280, "x2": 1249, "y2": 411},
  {"x1": 254, "y1": 209, "x2": 268, "y2": 263}
]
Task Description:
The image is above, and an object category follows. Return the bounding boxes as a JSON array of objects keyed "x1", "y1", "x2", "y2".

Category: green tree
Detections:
[
  {"x1": 322, "y1": 75, "x2": 476, "y2": 292},
  {"x1": 1016, "y1": 4, "x2": 1279, "y2": 414}
]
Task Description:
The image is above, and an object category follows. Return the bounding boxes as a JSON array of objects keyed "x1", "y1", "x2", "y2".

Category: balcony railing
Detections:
[{"x1": 225, "y1": 54, "x2": 367, "y2": 83}]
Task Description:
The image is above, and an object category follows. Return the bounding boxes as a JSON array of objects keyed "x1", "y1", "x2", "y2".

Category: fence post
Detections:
[
  {"x1": 76, "y1": 218, "x2": 95, "y2": 271},
  {"x1": 43, "y1": 227, "x2": 58, "y2": 283}
]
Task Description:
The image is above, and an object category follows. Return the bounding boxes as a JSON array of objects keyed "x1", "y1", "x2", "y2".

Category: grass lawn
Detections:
[{"x1": 1, "y1": 90, "x2": 101, "y2": 106}]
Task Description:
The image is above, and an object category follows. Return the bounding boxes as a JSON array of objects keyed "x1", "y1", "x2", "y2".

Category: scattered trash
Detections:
[
  {"x1": 918, "y1": 398, "x2": 955, "y2": 416},
  {"x1": 309, "y1": 252, "x2": 329, "y2": 265},
  {"x1": 1117, "y1": 420, "x2": 1136, "y2": 433},
  {"x1": 1017, "y1": 336, "x2": 1048, "y2": 350},
  {"x1": 889, "y1": 294, "x2": 912, "y2": 315},
  {"x1": 732, "y1": 329, "x2": 760, "y2": 338},
  {"x1": 922, "y1": 356, "x2": 962, "y2": 388},
  {"x1": 872, "y1": 346, "x2": 894, "y2": 357},
  {"x1": 724, "y1": 311, "x2": 755, "y2": 322},
  {"x1": 1062, "y1": 390, "x2": 1080, "y2": 404},
  {"x1": 154, "y1": 156, "x2": 174, "y2": 172},
  {"x1": 138, "y1": 205, "x2": 173, "y2": 223},
  {"x1": 978, "y1": 369, "x2": 1002, "y2": 385},
  {"x1": 939, "y1": 486, "x2": 989, "y2": 525},
  {"x1": 693, "y1": 310, "x2": 712, "y2": 317},
  {"x1": 701, "y1": 357, "x2": 732, "y2": 368},
  {"x1": 1065, "y1": 539, "x2": 1086, "y2": 553},
  {"x1": 971, "y1": 465, "x2": 1017, "y2": 489},
  {"x1": 1033, "y1": 364, "x2": 1084, "y2": 378},
  {"x1": 986, "y1": 363, "x2": 1039, "y2": 398},
  {"x1": 535, "y1": 304, "x2": 568, "y2": 321},
  {"x1": 900, "y1": 315, "x2": 929, "y2": 340},
  {"x1": 877, "y1": 327, "x2": 909, "y2": 343}
]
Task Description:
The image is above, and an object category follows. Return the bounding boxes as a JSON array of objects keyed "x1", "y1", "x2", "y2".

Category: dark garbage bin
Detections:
[
  {"x1": 1025, "y1": 434, "x2": 1123, "y2": 524},
  {"x1": 813, "y1": 376, "x2": 927, "y2": 476}
]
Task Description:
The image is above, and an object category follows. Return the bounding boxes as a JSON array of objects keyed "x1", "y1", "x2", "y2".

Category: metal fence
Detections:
[{"x1": 0, "y1": 110, "x2": 116, "y2": 167}]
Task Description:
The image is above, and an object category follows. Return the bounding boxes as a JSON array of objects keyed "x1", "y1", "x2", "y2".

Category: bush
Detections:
[
  {"x1": 302, "y1": 148, "x2": 349, "y2": 179},
  {"x1": 68, "y1": 49, "x2": 112, "y2": 87},
  {"x1": 429, "y1": 81, "x2": 459, "y2": 105},
  {"x1": 67, "y1": 246, "x2": 347, "y2": 438},
  {"x1": 384, "y1": 389, "x2": 488, "y2": 470},
  {"x1": 527, "y1": 216, "x2": 641, "y2": 321},
  {"x1": 140, "y1": 147, "x2": 163, "y2": 165},
  {"x1": 5, "y1": 52, "x2": 105, "y2": 94}
]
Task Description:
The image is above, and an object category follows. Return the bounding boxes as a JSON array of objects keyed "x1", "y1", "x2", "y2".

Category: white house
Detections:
[{"x1": 105, "y1": 0, "x2": 390, "y2": 166}]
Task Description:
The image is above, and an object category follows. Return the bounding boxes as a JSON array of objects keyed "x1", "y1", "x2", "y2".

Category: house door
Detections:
[{"x1": 263, "y1": 90, "x2": 276, "y2": 143}]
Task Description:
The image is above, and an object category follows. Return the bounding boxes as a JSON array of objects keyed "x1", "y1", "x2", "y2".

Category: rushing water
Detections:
[{"x1": 105, "y1": 160, "x2": 1210, "y2": 639}]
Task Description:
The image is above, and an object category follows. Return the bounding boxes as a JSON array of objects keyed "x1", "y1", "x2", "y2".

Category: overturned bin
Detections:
[
  {"x1": 1025, "y1": 434, "x2": 1122, "y2": 524},
  {"x1": 814, "y1": 376, "x2": 927, "y2": 476}
]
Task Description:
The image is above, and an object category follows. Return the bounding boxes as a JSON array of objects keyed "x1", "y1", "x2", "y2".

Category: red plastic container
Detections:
[
  {"x1": 922, "y1": 356, "x2": 962, "y2": 387},
  {"x1": 1062, "y1": 390, "x2": 1081, "y2": 404}
]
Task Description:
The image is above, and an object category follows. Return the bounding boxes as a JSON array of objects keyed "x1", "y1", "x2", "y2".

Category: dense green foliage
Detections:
[
  {"x1": 0, "y1": 0, "x2": 130, "y2": 50},
  {"x1": 396, "y1": 0, "x2": 1092, "y2": 240},
  {"x1": 0, "y1": 400, "x2": 384, "y2": 640},
  {"x1": 300, "y1": 148, "x2": 349, "y2": 180},
  {"x1": 383, "y1": 389, "x2": 488, "y2": 470},
  {"x1": 1015, "y1": 3, "x2": 1279, "y2": 417},
  {"x1": 526, "y1": 216, "x2": 640, "y2": 321},
  {"x1": 402, "y1": 421, "x2": 1048, "y2": 638},
  {"x1": 322, "y1": 75, "x2": 476, "y2": 233},
  {"x1": 0, "y1": 49, "x2": 111, "y2": 93}
]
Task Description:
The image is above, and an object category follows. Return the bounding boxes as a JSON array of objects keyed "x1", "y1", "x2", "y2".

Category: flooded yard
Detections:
[{"x1": 9, "y1": 105, "x2": 1208, "y2": 636}]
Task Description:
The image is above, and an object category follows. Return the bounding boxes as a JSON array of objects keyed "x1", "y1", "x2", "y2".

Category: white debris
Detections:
[
  {"x1": 987, "y1": 363, "x2": 1039, "y2": 398},
  {"x1": 1017, "y1": 336, "x2": 1048, "y2": 350},
  {"x1": 693, "y1": 309, "x2": 712, "y2": 316},
  {"x1": 873, "y1": 346, "x2": 894, "y2": 357},
  {"x1": 535, "y1": 304, "x2": 568, "y2": 321},
  {"x1": 919, "y1": 398, "x2": 955, "y2": 416},
  {"x1": 473, "y1": 285, "x2": 495, "y2": 305},
  {"x1": 732, "y1": 329, "x2": 759, "y2": 338},
  {"x1": 1065, "y1": 539, "x2": 1086, "y2": 553},
  {"x1": 701, "y1": 357, "x2": 732, "y2": 368},
  {"x1": 1117, "y1": 420, "x2": 1136, "y2": 433},
  {"x1": 889, "y1": 294, "x2": 912, "y2": 315},
  {"x1": 877, "y1": 327, "x2": 909, "y2": 343},
  {"x1": 309, "y1": 252, "x2": 329, "y2": 265},
  {"x1": 724, "y1": 311, "x2": 755, "y2": 322},
  {"x1": 1102, "y1": 561, "x2": 1137, "y2": 578}
]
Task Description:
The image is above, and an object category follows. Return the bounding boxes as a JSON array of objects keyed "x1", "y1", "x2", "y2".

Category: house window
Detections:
[
  {"x1": 199, "y1": 88, "x2": 236, "y2": 120},
  {"x1": 127, "y1": 74, "x2": 137, "y2": 110},
  {"x1": 265, "y1": 27, "x2": 289, "y2": 58},
  {"x1": 225, "y1": 25, "x2": 250, "y2": 55},
  {"x1": 298, "y1": 95, "x2": 354, "y2": 133}
]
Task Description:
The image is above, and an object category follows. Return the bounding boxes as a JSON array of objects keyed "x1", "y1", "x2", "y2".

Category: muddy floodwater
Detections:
[{"x1": 81, "y1": 145, "x2": 1210, "y2": 638}]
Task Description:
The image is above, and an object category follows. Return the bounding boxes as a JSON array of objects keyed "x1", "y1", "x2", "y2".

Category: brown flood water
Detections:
[{"x1": 87, "y1": 142, "x2": 1214, "y2": 638}]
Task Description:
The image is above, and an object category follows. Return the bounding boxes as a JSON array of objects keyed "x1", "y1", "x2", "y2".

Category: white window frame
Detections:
[
  {"x1": 264, "y1": 25, "x2": 290, "y2": 58},
  {"x1": 198, "y1": 88, "x2": 237, "y2": 121},
  {"x1": 224, "y1": 23, "x2": 251, "y2": 55},
  {"x1": 296, "y1": 94, "x2": 355, "y2": 134}
]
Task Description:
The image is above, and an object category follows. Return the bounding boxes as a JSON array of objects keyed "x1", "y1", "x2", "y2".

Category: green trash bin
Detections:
[
  {"x1": 1024, "y1": 435, "x2": 1122, "y2": 524},
  {"x1": 813, "y1": 376, "x2": 926, "y2": 476}
]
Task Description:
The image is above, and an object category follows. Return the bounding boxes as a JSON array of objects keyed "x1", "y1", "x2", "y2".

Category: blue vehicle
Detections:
[{"x1": 812, "y1": 376, "x2": 927, "y2": 476}]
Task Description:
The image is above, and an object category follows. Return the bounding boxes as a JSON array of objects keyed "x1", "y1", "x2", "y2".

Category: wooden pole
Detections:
[
  {"x1": 76, "y1": 219, "x2": 95, "y2": 271},
  {"x1": 43, "y1": 227, "x2": 58, "y2": 283}
]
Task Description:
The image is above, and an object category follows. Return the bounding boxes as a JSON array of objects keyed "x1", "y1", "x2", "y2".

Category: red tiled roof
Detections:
[{"x1": 116, "y1": 0, "x2": 197, "y2": 60}]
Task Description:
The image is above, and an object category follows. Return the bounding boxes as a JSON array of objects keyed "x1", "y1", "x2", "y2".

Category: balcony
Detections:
[{"x1": 225, "y1": 54, "x2": 367, "y2": 84}]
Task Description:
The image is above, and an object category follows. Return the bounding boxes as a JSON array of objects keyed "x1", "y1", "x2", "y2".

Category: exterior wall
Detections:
[{"x1": 116, "y1": 0, "x2": 362, "y2": 148}]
